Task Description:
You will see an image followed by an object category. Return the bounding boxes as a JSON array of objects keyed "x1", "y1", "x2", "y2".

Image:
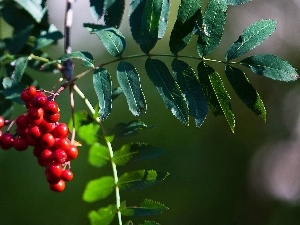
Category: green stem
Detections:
[{"x1": 72, "y1": 84, "x2": 123, "y2": 225}]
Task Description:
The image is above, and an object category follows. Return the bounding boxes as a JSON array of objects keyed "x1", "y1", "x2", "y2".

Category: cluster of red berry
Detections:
[{"x1": 0, "y1": 86, "x2": 78, "y2": 192}]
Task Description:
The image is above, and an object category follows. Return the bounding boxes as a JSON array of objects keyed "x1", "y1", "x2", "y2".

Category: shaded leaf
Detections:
[
  {"x1": 129, "y1": 0, "x2": 147, "y2": 46},
  {"x1": 118, "y1": 170, "x2": 169, "y2": 192},
  {"x1": 226, "y1": 0, "x2": 252, "y2": 5},
  {"x1": 59, "y1": 51, "x2": 94, "y2": 68},
  {"x1": 104, "y1": 0, "x2": 125, "y2": 28},
  {"x1": 88, "y1": 142, "x2": 110, "y2": 168},
  {"x1": 172, "y1": 58, "x2": 208, "y2": 127},
  {"x1": 89, "y1": 0, "x2": 104, "y2": 21},
  {"x1": 197, "y1": 0, "x2": 227, "y2": 57},
  {"x1": 145, "y1": 58, "x2": 189, "y2": 125},
  {"x1": 113, "y1": 120, "x2": 151, "y2": 138},
  {"x1": 83, "y1": 176, "x2": 115, "y2": 203},
  {"x1": 117, "y1": 61, "x2": 146, "y2": 116},
  {"x1": 0, "y1": 95, "x2": 13, "y2": 118},
  {"x1": 226, "y1": 19, "x2": 277, "y2": 61},
  {"x1": 158, "y1": 0, "x2": 170, "y2": 39},
  {"x1": 241, "y1": 54, "x2": 298, "y2": 81},
  {"x1": 93, "y1": 68, "x2": 112, "y2": 120},
  {"x1": 121, "y1": 199, "x2": 168, "y2": 217},
  {"x1": 113, "y1": 142, "x2": 165, "y2": 166},
  {"x1": 34, "y1": 24, "x2": 64, "y2": 50},
  {"x1": 84, "y1": 23, "x2": 126, "y2": 57},
  {"x1": 88, "y1": 204, "x2": 116, "y2": 225},
  {"x1": 14, "y1": 0, "x2": 47, "y2": 22},
  {"x1": 225, "y1": 65, "x2": 266, "y2": 121},
  {"x1": 169, "y1": 0, "x2": 201, "y2": 54},
  {"x1": 112, "y1": 87, "x2": 123, "y2": 101},
  {"x1": 140, "y1": 221, "x2": 160, "y2": 225},
  {"x1": 197, "y1": 62, "x2": 235, "y2": 132}
]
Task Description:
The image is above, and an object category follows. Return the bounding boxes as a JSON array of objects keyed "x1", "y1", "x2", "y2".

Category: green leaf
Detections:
[
  {"x1": 89, "y1": 0, "x2": 104, "y2": 21},
  {"x1": 93, "y1": 68, "x2": 112, "y2": 120},
  {"x1": 117, "y1": 61, "x2": 146, "y2": 116},
  {"x1": 34, "y1": 24, "x2": 64, "y2": 50},
  {"x1": 78, "y1": 123, "x2": 100, "y2": 145},
  {"x1": 2, "y1": 57, "x2": 28, "y2": 89},
  {"x1": 129, "y1": 0, "x2": 163, "y2": 53},
  {"x1": 226, "y1": 0, "x2": 252, "y2": 5},
  {"x1": 14, "y1": 0, "x2": 47, "y2": 23},
  {"x1": 158, "y1": 0, "x2": 170, "y2": 39},
  {"x1": 59, "y1": 51, "x2": 94, "y2": 68},
  {"x1": 197, "y1": 62, "x2": 235, "y2": 132},
  {"x1": 88, "y1": 143, "x2": 110, "y2": 168},
  {"x1": 240, "y1": 54, "x2": 299, "y2": 82},
  {"x1": 113, "y1": 142, "x2": 165, "y2": 166},
  {"x1": 113, "y1": 120, "x2": 151, "y2": 138},
  {"x1": 145, "y1": 58, "x2": 189, "y2": 125},
  {"x1": 83, "y1": 176, "x2": 115, "y2": 203},
  {"x1": 88, "y1": 204, "x2": 116, "y2": 225},
  {"x1": 140, "y1": 221, "x2": 160, "y2": 225},
  {"x1": 69, "y1": 110, "x2": 93, "y2": 131},
  {"x1": 171, "y1": 59, "x2": 208, "y2": 127},
  {"x1": 226, "y1": 19, "x2": 277, "y2": 61},
  {"x1": 121, "y1": 199, "x2": 168, "y2": 216},
  {"x1": 169, "y1": 0, "x2": 201, "y2": 54},
  {"x1": 104, "y1": 0, "x2": 125, "y2": 28},
  {"x1": 197, "y1": 0, "x2": 227, "y2": 57},
  {"x1": 118, "y1": 170, "x2": 169, "y2": 192},
  {"x1": 225, "y1": 66, "x2": 266, "y2": 121},
  {"x1": 84, "y1": 23, "x2": 126, "y2": 57}
]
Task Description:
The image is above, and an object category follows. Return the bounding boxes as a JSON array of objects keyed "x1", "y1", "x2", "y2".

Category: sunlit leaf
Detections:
[
  {"x1": 88, "y1": 204, "x2": 116, "y2": 225},
  {"x1": 113, "y1": 142, "x2": 165, "y2": 166},
  {"x1": 241, "y1": 54, "x2": 298, "y2": 81},
  {"x1": 225, "y1": 65, "x2": 266, "y2": 121},
  {"x1": 59, "y1": 51, "x2": 94, "y2": 68},
  {"x1": 93, "y1": 68, "x2": 112, "y2": 120},
  {"x1": 104, "y1": 0, "x2": 125, "y2": 28},
  {"x1": 121, "y1": 199, "x2": 168, "y2": 216},
  {"x1": 226, "y1": 19, "x2": 277, "y2": 61},
  {"x1": 78, "y1": 123, "x2": 100, "y2": 145},
  {"x1": 197, "y1": 0, "x2": 227, "y2": 57},
  {"x1": 84, "y1": 23, "x2": 126, "y2": 57},
  {"x1": 118, "y1": 170, "x2": 169, "y2": 192},
  {"x1": 145, "y1": 58, "x2": 189, "y2": 125},
  {"x1": 117, "y1": 61, "x2": 146, "y2": 116},
  {"x1": 83, "y1": 176, "x2": 115, "y2": 203},
  {"x1": 171, "y1": 58, "x2": 208, "y2": 127},
  {"x1": 88, "y1": 143, "x2": 110, "y2": 168},
  {"x1": 226, "y1": 0, "x2": 252, "y2": 5}
]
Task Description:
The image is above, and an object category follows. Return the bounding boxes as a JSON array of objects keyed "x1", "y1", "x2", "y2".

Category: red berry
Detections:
[
  {"x1": 0, "y1": 133, "x2": 15, "y2": 150},
  {"x1": 40, "y1": 133, "x2": 55, "y2": 148},
  {"x1": 52, "y1": 149, "x2": 67, "y2": 164},
  {"x1": 27, "y1": 125, "x2": 42, "y2": 138},
  {"x1": 46, "y1": 162, "x2": 63, "y2": 178},
  {"x1": 13, "y1": 137, "x2": 28, "y2": 151},
  {"x1": 65, "y1": 145, "x2": 78, "y2": 160},
  {"x1": 28, "y1": 116, "x2": 43, "y2": 126},
  {"x1": 44, "y1": 101, "x2": 59, "y2": 114},
  {"x1": 26, "y1": 86, "x2": 37, "y2": 98},
  {"x1": 44, "y1": 113, "x2": 60, "y2": 123},
  {"x1": 0, "y1": 116, "x2": 4, "y2": 129},
  {"x1": 49, "y1": 179, "x2": 65, "y2": 192},
  {"x1": 61, "y1": 170, "x2": 73, "y2": 181},
  {"x1": 21, "y1": 91, "x2": 31, "y2": 102},
  {"x1": 26, "y1": 134, "x2": 39, "y2": 146},
  {"x1": 28, "y1": 107, "x2": 44, "y2": 120},
  {"x1": 38, "y1": 120, "x2": 56, "y2": 133},
  {"x1": 31, "y1": 93, "x2": 47, "y2": 108},
  {"x1": 52, "y1": 123, "x2": 69, "y2": 138},
  {"x1": 16, "y1": 115, "x2": 29, "y2": 130},
  {"x1": 53, "y1": 138, "x2": 71, "y2": 151}
]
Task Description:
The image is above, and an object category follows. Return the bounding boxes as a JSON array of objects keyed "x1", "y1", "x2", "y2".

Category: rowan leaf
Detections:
[
  {"x1": 104, "y1": 0, "x2": 125, "y2": 28},
  {"x1": 88, "y1": 142, "x2": 110, "y2": 168},
  {"x1": 88, "y1": 204, "x2": 116, "y2": 225},
  {"x1": 226, "y1": 0, "x2": 252, "y2": 5}
]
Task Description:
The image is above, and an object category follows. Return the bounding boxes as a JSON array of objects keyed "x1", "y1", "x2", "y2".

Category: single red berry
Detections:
[
  {"x1": 0, "y1": 133, "x2": 15, "y2": 150},
  {"x1": 0, "y1": 116, "x2": 5, "y2": 129},
  {"x1": 21, "y1": 91, "x2": 31, "y2": 102},
  {"x1": 28, "y1": 116, "x2": 43, "y2": 126},
  {"x1": 52, "y1": 149, "x2": 67, "y2": 164},
  {"x1": 44, "y1": 112, "x2": 60, "y2": 123},
  {"x1": 16, "y1": 115, "x2": 29, "y2": 130},
  {"x1": 28, "y1": 107, "x2": 44, "y2": 120},
  {"x1": 46, "y1": 173, "x2": 60, "y2": 184},
  {"x1": 27, "y1": 125, "x2": 42, "y2": 138},
  {"x1": 33, "y1": 145, "x2": 44, "y2": 157},
  {"x1": 52, "y1": 123, "x2": 69, "y2": 138},
  {"x1": 61, "y1": 170, "x2": 73, "y2": 181},
  {"x1": 65, "y1": 145, "x2": 78, "y2": 161},
  {"x1": 53, "y1": 138, "x2": 71, "y2": 151},
  {"x1": 26, "y1": 134, "x2": 39, "y2": 146},
  {"x1": 13, "y1": 137, "x2": 28, "y2": 151},
  {"x1": 46, "y1": 162, "x2": 63, "y2": 178},
  {"x1": 38, "y1": 120, "x2": 56, "y2": 133},
  {"x1": 31, "y1": 93, "x2": 47, "y2": 108},
  {"x1": 26, "y1": 86, "x2": 37, "y2": 98},
  {"x1": 49, "y1": 179, "x2": 65, "y2": 192},
  {"x1": 40, "y1": 133, "x2": 55, "y2": 148},
  {"x1": 44, "y1": 101, "x2": 59, "y2": 114},
  {"x1": 40, "y1": 149, "x2": 53, "y2": 164}
]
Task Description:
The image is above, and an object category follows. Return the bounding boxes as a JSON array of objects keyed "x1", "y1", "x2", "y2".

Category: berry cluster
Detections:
[{"x1": 0, "y1": 86, "x2": 78, "y2": 192}]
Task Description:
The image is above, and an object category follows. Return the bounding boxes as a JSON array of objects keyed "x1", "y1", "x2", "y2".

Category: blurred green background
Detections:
[{"x1": 1, "y1": 0, "x2": 300, "y2": 224}]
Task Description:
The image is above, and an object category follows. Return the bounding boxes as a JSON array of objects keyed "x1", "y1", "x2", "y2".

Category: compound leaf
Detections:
[
  {"x1": 118, "y1": 170, "x2": 169, "y2": 192},
  {"x1": 89, "y1": 0, "x2": 104, "y2": 21},
  {"x1": 88, "y1": 142, "x2": 110, "y2": 168},
  {"x1": 104, "y1": 0, "x2": 125, "y2": 28},
  {"x1": 113, "y1": 120, "x2": 151, "y2": 138},
  {"x1": 225, "y1": 65, "x2": 266, "y2": 121},
  {"x1": 34, "y1": 24, "x2": 63, "y2": 50},
  {"x1": 84, "y1": 23, "x2": 126, "y2": 57},
  {"x1": 88, "y1": 204, "x2": 116, "y2": 225},
  {"x1": 172, "y1": 58, "x2": 208, "y2": 127},
  {"x1": 14, "y1": 0, "x2": 46, "y2": 23},
  {"x1": 145, "y1": 58, "x2": 189, "y2": 125},
  {"x1": 197, "y1": 0, "x2": 227, "y2": 57},
  {"x1": 226, "y1": 0, "x2": 252, "y2": 5},
  {"x1": 83, "y1": 176, "x2": 115, "y2": 203},
  {"x1": 59, "y1": 51, "x2": 94, "y2": 68},
  {"x1": 117, "y1": 61, "x2": 146, "y2": 116},
  {"x1": 169, "y1": 0, "x2": 201, "y2": 54},
  {"x1": 158, "y1": 0, "x2": 170, "y2": 39},
  {"x1": 93, "y1": 68, "x2": 112, "y2": 120},
  {"x1": 226, "y1": 19, "x2": 277, "y2": 61},
  {"x1": 241, "y1": 54, "x2": 298, "y2": 81},
  {"x1": 121, "y1": 199, "x2": 168, "y2": 217}
]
